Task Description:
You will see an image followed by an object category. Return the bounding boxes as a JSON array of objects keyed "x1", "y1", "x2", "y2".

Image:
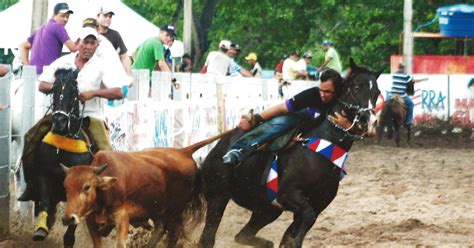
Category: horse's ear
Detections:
[
  {"x1": 72, "y1": 69, "x2": 79, "y2": 79},
  {"x1": 375, "y1": 68, "x2": 384, "y2": 79},
  {"x1": 349, "y1": 58, "x2": 359, "y2": 71}
]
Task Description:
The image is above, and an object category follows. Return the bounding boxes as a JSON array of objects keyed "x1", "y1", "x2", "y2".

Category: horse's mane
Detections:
[{"x1": 52, "y1": 68, "x2": 78, "y2": 93}]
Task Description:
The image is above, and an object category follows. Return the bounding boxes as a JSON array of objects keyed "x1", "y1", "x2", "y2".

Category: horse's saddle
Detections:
[{"x1": 257, "y1": 127, "x2": 300, "y2": 152}]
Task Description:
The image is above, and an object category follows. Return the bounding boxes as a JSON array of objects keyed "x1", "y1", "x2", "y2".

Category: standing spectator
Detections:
[
  {"x1": 132, "y1": 24, "x2": 178, "y2": 89},
  {"x1": 204, "y1": 40, "x2": 232, "y2": 76},
  {"x1": 96, "y1": 6, "x2": 132, "y2": 76},
  {"x1": 319, "y1": 40, "x2": 342, "y2": 73},
  {"x1": 275, "y1": 54, "x2": 287, "y2": 73},
  {"x1": 19, "y1": 2, "x2": 78, "y2": 74},
  {"x1": 82, "y1": 18, "x2": 131, "y2": 88},
  {"x1": 295, "y1": 51, "x2": 313, "y2": 80},
  {"x1": 181, "y1": 54, "x2": 193, "y2": 72},
  {"x1": 0, "y1": 64, "x2": 8, "y2": 77},
  {"x1": 282, "y1": 51, "x2": 300, "y2": 80},
  {"x1": 245, "y1": 52, "x2": 263, "y2": 78},
  {"x1": 227, "y1": 43, "x2": 253, "y2": 77}
]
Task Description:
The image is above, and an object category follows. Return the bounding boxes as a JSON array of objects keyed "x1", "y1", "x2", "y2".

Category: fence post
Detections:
[{"x1": 0, "y1": 66, "x2": 11, "y2": 240}]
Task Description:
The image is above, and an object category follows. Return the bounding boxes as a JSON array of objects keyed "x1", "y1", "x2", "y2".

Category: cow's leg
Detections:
[
  {"x1": 234, "y1": 207, "x2": 282, "y2": 248},
  {"x1": 33, "y1": 174, "x2": 51, "y2": 241},
  {"x1": 86, "y1": 215, "x2": 103, "y2": 248},
  {"x1": 277, "y1": 187, "x2": 317, "y2": 248},
  {"x1": 114, "y1": 211, "x2": 130, "y2": 248},
  {"x1": 199, "y1": 195, "x2": 230, "y2": 248},
  {"x1": 146, "y1": 219, "x2": 165, "y2": 248}
]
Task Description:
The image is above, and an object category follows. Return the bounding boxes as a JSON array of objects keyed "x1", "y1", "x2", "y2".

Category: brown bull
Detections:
[{"x1": 62, "y1": 130, "x2": 233, "y2": 248}]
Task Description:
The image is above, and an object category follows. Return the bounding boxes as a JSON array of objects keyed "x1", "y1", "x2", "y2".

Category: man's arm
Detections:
[
  {"x1": 79, "y1": 87, "x2": 123, "y2": 103},
  {"x1": 119, "y1": 53, "x2": 132, "y2": 76},
  {"x1": 413, "y1": 77, "x2": 428, "y2": 83},
  {"x1": 63, "y1": 40, "x2": 78, "y2": 53},
  {"x1": 237, "y1": 103, "x2": 288, "y2": 131},
  {"x1": 240, "y1": 68, "x2": 254, "y2": 77},
  {"x1": 19, "y1": 41, "x2": 32, "y2": 65},
  {"x1": 38, "y1": 81, "x2": 53, "y2": 94}
]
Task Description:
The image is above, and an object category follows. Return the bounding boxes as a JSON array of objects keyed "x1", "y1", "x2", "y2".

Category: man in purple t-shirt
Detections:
[{"x1": 19, "y1": 2, "x2": 78, "y2": 74}]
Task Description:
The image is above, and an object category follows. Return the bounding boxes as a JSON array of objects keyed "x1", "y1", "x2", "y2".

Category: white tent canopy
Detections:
[{"x1": 0, "y1": 0, "x2": 161, "y2": 55}]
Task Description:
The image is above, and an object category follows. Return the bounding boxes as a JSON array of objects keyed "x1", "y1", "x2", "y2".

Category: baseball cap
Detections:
[
  {"x1": 219, "y1": 40, "x2": 231, "y2": 49},
  {"x1": 245, "y1": 53, "x2": 258, "y2": 61},
  {"x1": 230, "y1": 43, "x2": 240, "y2": 51},
  {"x1": 79, "y1": 27, "x2": 99, "y2": 40},
  {"x1": 54, "y1": 2, "x2": 73, "y2": 14},
  {"x1": 82, "y1": 18, "x2": 98, "y2": 28},
  {"x1": 303, "y1": 51, "x2": 313, "y2": 58},
  {"x1": 160, "y1": 24, "x2": 176, "y2": 36},
  {"x1": 322, "y1": 40, "x2": 332, "y2": 46},
  {"x1": 98, "y1": 6, "x2": 115, "y2": 15}
]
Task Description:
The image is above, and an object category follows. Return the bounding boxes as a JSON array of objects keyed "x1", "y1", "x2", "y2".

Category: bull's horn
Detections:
[
  {"x1": 60, "y1": 163, "x2": 69, "y2": 173},
  {"x1": 94, "y1": 164, "x2": 109, "y2": 175}
]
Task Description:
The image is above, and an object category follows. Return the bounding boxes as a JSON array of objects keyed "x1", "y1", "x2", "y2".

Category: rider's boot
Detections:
[
  {"x1": 17, "y1": 183, "x2": 35, "y2": 201},
  {"x1": 222, "y1": 149, "x2": 243, "y2": 166}
]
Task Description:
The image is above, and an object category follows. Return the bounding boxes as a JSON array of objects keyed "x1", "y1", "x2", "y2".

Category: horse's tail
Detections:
[{"x1": 181, "y1": 128, "x2": 236, "y2": 156}]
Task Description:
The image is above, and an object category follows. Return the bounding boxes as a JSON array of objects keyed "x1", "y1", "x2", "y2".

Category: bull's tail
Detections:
[
  {"x1": 182, "y1": 168, "x2": 206, "y2": 235},
  {"x1": 181, "y1": 128, "x2": 236, "y2": 156}
]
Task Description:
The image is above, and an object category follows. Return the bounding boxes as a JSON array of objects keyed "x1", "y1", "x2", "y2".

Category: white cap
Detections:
[
  {"x1": 219, "y1": 40, "x2": 231, "y2": 49},
  {"x1": 98, "y1": 6, "x2": 115, "y2": 15},
  {"x1": 79, "y1": 27, "x2": 98, "y2": 40}
]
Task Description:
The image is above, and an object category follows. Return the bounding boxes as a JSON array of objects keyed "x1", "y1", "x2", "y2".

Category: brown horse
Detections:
[{"x1": 376, "y1": 94, "x2": 410, "y2": 146}]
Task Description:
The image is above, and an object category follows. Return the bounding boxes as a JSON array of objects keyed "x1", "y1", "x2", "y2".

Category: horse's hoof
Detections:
[{"x1": 32, "y1": 228, "x2": 49, "y2": 241}]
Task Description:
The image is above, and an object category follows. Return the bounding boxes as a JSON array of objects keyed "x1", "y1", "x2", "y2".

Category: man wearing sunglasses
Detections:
[{"x1": 223, "y1": 68, "x2": 351, "y2": 166}]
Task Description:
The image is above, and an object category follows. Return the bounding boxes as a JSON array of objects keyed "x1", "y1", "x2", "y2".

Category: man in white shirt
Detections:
[
  {"x1": 205, "y1": 40, "x2": 232, "y2": 76},
  {"x1": 18, "y1": 26, "x2": 127, "y2": 202}
]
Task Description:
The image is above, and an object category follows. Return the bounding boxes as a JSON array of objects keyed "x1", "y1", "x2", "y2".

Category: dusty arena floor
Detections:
[{"x1": 1, "y1": 128, "x2": 473, "y2": 247}]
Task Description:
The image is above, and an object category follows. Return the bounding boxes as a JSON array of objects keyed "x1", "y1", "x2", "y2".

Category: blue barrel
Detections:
[{"x1": 437, "y1": 4, "x2": 474, "y2": 37}]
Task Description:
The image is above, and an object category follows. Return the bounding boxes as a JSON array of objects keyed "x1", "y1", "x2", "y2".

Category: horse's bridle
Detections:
[
  {"x1": 52, "y1": 80, "x2": 85, "y2": 138},
  {"x1": 327, "y1": 76, "x2": 374, "y2": 141}
]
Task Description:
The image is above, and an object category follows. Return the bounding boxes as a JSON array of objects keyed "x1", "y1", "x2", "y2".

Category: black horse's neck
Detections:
[{"x1": 305, "y1": 119, "x2": 355, "y2": 151}]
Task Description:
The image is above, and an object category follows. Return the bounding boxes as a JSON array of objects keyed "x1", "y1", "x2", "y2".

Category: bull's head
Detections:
[{"x1": 62, "y1": 163, "x2": 117, "y2": 226}]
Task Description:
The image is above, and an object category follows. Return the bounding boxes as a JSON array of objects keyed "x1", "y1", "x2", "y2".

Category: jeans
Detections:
[{"x1": 229, "y1": 111, "x2": 306, "y2": 156}]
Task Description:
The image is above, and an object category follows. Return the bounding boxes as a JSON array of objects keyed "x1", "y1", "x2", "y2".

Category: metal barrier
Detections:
[{"x1": 0, "y1": 65, "x2": 11, "y2": 240}]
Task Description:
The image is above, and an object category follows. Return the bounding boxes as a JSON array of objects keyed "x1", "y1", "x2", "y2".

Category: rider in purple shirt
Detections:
[{"x1": 19, "y1": 3, "x2": 77, "y2": 74}]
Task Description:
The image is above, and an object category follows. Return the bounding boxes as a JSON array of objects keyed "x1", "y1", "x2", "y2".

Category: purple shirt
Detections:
[{"x1": 28, "y1": 19, "x2": 71, "y2": 74}]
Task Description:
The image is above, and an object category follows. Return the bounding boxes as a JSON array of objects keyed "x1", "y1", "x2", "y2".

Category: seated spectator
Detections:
[
  {"x1": 227, "y1": 43, "x2": 253, "y2": 77},
  {"x1": 181, "y1": 54, "x2": 193, "y2": 72},
  {"x1": 275, "y1": 54, "x2": 287, "y2": 73}
]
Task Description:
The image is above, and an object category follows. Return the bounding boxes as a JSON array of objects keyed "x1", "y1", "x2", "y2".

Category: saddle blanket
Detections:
[
  {"x1": 42, "y1": 131, "x2": 88, "y2": 153},
  {"x1": 265, "y1": 137, "x2": 349, "y2": 207}
]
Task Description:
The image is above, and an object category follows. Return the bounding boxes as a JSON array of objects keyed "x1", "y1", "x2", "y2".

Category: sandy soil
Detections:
[{"x1": 1, "y1": 130, "x2": 473, "y2": 247}]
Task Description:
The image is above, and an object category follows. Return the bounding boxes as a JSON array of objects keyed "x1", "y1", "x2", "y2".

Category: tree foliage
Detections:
[{"x1": 4, "y1": 0, "x2": 474, "y2": 71}]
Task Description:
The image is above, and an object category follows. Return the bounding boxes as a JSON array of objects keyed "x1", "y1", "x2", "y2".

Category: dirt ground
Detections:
[{"x1": 1, "y1": 127, "x2": 473, "y2": 247}]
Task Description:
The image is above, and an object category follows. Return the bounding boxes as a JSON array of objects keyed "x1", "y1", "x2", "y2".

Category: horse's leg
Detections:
[
  {"x1": 394, "y1": 123, "x2": 401, "y2": 147},
  {"x1": 199, "y1": 195, "x2": 230, "y2": 248},
  {"x1": 406, "y1": 124, "x2": 411, "y2": 144},
  {"x1": 376, "y1": 122, "x2": 384, "y2": 144},
  {"x1": 63, "y1": 224, "x2": 77, "y2": 248},
  {"x1": 33, "y1": 174, "x2": 51, "y2": 241},
  {"x1": 234, "y1": 207, "x2": 282, "y2": 248}
]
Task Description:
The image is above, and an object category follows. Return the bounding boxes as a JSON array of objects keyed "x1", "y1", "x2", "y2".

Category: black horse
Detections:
[
  {"x1": 376, "y1": 95, "x2": 410, "y2": 146},
  {"x1": 198, "y1": 59, "x2": 382, "y2": 248},
  {"x1": 32, "y1": 68, "x2": 94, "y2": 246}
]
